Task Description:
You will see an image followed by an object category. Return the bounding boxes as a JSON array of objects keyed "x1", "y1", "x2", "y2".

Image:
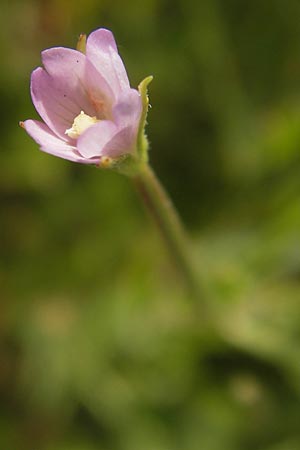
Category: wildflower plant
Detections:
[{"x1": 21, "y1": 28, "x2": 201, "y2": 299}]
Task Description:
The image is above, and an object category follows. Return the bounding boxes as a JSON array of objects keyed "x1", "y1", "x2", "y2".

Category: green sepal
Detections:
[{"x1": 136, "y1": 75, "x2": 153, "y2": 163}]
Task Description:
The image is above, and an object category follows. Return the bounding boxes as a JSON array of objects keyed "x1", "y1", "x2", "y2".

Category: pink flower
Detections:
[{"x1": 21, "y1": 28, "x2": 142, "y2": 165}]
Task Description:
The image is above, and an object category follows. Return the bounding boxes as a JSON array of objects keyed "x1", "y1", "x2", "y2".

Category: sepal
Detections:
[{"x1": 136, "y1": 76, "x2": 153, "y2": 163}]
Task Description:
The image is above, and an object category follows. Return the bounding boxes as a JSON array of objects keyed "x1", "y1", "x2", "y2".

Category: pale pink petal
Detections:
[
  {"x1": 102, "y1": 126, "x2": 136, "y2": 158},
  {"x1": 43, "y1": 47, "x2": 114, "y2": 118},
  {"x1": 23, "y1": 120, "x2": 99, "y2": 164},
  {"x1": 31, "y1": 67, "x2": 83, "y2": 140},
  {"x1": 86, "y1": 28, "x2": 130, "y2": 95},
  {"x1": 32, "y1": 48, "x2": 108, "y2": 141},
  {"x1": 113, "y1": 88, "x2": 142, "y2": 130},
  {"x1": 85, "y1": 59, "x2": 115, "y2": 118},
  {"x1": 77, "y1": 120, "x2": 118, "y2": 158}
]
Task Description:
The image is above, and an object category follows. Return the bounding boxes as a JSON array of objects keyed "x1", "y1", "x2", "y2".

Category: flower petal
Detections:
[
  {"x1": 31, "y1": 48, "x2": 109, "y2": 140},
  {"x1": 23, "y1": 119, "x2": 99, "y2": 164},
  {"x1": 113, "y1": 88, "x2": 142, "y2": 130},
  {"x1": 86, "y1": 28, "x2": 130, "y2": 96},
  {"x1": 43, "y1": 47, "x2": 114, "y2": 119},
  {"x1": 77, "y1": 120, "x2": 118, "y2": 158},
  {"x1": 97, "y1": 89, "x2": 142, "y2": 157},
  {"x1": 31, "y1": 67, "x2": 82, "y2": 140},
  {"x1": 102, "y1": 126, "x2": 136, "y2": 158},
  {"x1": 85, "y1": 59, "x2": 115, "y2": 118}
]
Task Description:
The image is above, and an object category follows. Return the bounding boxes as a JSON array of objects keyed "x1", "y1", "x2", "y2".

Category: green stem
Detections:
[{"x1": 132, "y1": 163, "x2": 203, "y2": 301}]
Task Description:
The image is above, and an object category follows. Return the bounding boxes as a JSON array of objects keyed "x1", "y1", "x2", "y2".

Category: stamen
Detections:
[
  {"x1": 99, "y1": 156, "x2": 113, "y2": 168},
  {"x1": 65, "y1": 111, "x2": 99, "y2": 139}
]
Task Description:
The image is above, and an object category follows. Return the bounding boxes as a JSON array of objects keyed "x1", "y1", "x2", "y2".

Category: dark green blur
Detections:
[{"x1": 1, "y1": 0, "x2": 300, "y2": 449}]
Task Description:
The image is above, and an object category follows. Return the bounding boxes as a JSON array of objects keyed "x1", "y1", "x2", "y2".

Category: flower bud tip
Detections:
[
  {"x1": 19, "y1": 121, "x2": 25, "y2": 129},
  {"x1": 76, "y1": 33, "x2": 87, "y2": 53}
]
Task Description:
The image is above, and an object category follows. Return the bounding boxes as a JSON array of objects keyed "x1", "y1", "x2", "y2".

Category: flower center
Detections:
[{"x1": 65, "y1": 111, "x2": 99, "y2": 139}]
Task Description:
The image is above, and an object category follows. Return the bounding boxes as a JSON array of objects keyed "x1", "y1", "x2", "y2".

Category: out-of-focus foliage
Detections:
[{"x1": 1, "y1": 0, "x2": 300, "y2": 449}]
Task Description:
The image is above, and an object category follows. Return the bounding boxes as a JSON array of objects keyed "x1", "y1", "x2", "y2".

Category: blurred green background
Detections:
[{"x1": 1, "y1": 0, "x2": 300, "y2": 449}]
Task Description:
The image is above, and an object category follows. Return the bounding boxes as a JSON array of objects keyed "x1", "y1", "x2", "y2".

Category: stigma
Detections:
[{"x1": 65, "y1": 111, "x2": 99, "y2": 139}]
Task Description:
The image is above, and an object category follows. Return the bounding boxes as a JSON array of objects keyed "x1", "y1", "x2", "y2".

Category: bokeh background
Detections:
[{"x1": 1, "y1": 0, "x2": 300, "y2": 449}]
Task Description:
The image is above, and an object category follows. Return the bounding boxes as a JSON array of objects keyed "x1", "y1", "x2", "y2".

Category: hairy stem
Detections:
[{"x1": 132, "y1": 163, "x2": 204, "y2": 303}]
